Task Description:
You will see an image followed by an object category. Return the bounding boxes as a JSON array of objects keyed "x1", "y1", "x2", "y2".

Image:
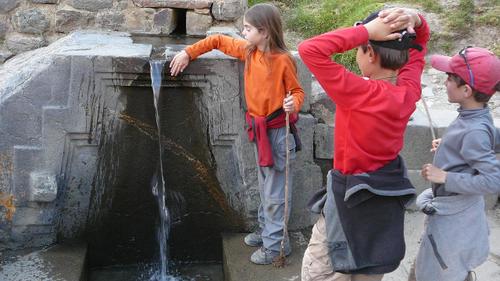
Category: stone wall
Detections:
[
  {"x1": 0, "y1": 0, "x2": 247, "y2": 63},
  {"x1": 0, "y1": 31, "x2": 322, "y2": 252}
]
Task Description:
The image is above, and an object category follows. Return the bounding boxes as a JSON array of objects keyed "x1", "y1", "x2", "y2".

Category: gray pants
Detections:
[{"x1": 255, "y1": 126, "x2": 296, "y2": 252}]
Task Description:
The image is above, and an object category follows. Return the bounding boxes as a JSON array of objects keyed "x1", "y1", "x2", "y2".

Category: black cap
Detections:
[{"x1": 361, "y1": 10, "x2": 422, "y2": 52}]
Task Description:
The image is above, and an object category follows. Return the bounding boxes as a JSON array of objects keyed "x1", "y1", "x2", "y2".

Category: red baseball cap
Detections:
[{"x1": 431, "y1": 47, "x2": 500, "y2": 95}]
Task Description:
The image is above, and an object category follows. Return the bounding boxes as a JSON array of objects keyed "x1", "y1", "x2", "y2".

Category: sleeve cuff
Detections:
[
  {"x1": 355, "y1": 25, "x2": 370, "y2": 46},
  {"x1": 293, "y1": 96, "x2": 300, "y2": 113},
  {"x1": 414, "y1": 14, "x2": 430, "y2": 43},
  {"x1": 443, "y1": 172, "x2": 458, "y2": 193},
  {"x1": 184, "y1": 47, "x2": 196, "y2": 60}
]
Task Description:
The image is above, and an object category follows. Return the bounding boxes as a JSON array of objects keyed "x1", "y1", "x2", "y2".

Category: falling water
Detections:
[{"x1": 149, "y1": 60, "x2": 171, "y2": 281}]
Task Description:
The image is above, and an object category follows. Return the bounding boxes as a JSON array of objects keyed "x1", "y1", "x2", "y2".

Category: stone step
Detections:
[
  {"x1": 0, "y1": 241, "x2": 87, "y2": 281},
  {"x1": 222, "y1": 232, "x2": 308, "y2": 281}
]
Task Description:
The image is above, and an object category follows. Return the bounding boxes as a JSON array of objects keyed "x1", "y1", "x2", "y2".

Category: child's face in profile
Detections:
[
  {"x1": 445, "y1": 74, "x2": 467, "y2": 103},
  {"x1": 242, "y1": 18, "x2": 267, "y2": 47}
]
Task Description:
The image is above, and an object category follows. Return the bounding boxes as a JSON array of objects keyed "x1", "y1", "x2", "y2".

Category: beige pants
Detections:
[{"x1": 301, "y1": 215, "x2": 384, "y2": 281}]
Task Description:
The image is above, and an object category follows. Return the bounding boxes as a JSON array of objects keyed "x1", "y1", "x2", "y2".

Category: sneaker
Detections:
[
  {"x1": 244, "y1": 230, "x2": 263, "y2": 247},
  {"x1": 465, "y1": 272, "x2": 477, "y2": 281},
  {"x1": 250, "y1": 246, "x2": 291, "y2": 265}
]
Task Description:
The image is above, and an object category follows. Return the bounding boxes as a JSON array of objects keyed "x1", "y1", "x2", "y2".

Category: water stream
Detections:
[
  {"x1": 88, "y1": 59, "x2": 230, "y2": 281},
  {"x1": 149, "y1": 60, "x2": 173, "y2": 281}
]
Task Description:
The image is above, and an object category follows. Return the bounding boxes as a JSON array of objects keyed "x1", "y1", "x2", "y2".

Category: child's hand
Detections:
[
  {"x1": 169, "y1": 50, "x2": 190, "y2": 76},
  {"x1": 430, "y1": 138, "x2": 441, "y2": 152},
  {"x1": 378, "y1": 8, "x2": 421, "y2": 34},
  {"x1": 364, "y1": 16, "x2": 402, "y2": 41},
  {"x1": 283, "y1": 95, "x2": 294, "y2": 113},
  {"x1": 421, "y1": 163, "x2": 447, "y2": 184}
]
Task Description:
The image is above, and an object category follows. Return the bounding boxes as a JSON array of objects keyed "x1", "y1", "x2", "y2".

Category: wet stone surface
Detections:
[
  {"x1": 86, "y1": 84, "x2": 243, "y2": 268},
  {"x1": 89, "y1": 262, "x2": 223, "y2": 281}
]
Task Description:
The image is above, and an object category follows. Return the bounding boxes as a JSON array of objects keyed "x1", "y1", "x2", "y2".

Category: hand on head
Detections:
[
  {"x1": 363, "y1": 16, "x2": 401, "y2": 41},
  {"x1": 378, "y1": 8, "x2": 421, "y2": 34},
  {"x1": 364, "y1": 8, "x2": 421, "y2": 41},
  {"x1": 169, "y1": 50, "x2": 190, "y2": 76}
]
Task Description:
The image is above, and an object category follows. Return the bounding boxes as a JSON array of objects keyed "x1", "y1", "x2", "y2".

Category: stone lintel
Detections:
[{"x1": 133, "y1": 0, "x2": 213, "y2": 9}]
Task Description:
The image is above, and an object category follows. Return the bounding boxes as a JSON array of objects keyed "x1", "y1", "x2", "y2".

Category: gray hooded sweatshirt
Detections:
[{"x1": 416, "y1": 107, "x2": 500, "y2": 281}]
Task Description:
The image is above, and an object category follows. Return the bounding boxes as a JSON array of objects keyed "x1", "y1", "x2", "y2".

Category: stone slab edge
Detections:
[{"x1": 0, "y1": 30, "x2": 152, "y2": 103}]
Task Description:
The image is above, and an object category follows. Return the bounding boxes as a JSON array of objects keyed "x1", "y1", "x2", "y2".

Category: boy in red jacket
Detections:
[{"x1": 298, "y1": 8, "x2": 430, "y2": 281}]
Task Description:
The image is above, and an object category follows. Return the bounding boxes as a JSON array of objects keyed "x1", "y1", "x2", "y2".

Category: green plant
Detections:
[
  {"x1": 332, "y1": 50, "x2": 361, "y2": 73},
  {"x1": 446, "y1": 0, "x2": 475, "y2": 33},
  {"x1": 286, "y1": 0, "x2": 385, "y2": 38},
  {"x1": 248, "y1": 0, "x2": 454, "y2": 71},
  {"x1": 477, "y1": 7, "x2": 500, "y2": 26},
  {"x1": 441, "y1": 41, "x2": 454, "y2": 54},
  {"x1": 284, "y1": 0, "x2": 386, "y2": 72},
  {"x1": 492, "y1": 43, "x2": 500, "y2": 57},
  {"x1": 427, "y1": 31, "x2": 456, "y2": 54},
  {"x1": 413, "y1": 0, "x2": 443, "y2": 13},
  {"x1": 248, "y1": 0, "x2": 268, "y2": 6},
  {"x1": 248, "y1": 0, "x2": 295, "y2": 6}
]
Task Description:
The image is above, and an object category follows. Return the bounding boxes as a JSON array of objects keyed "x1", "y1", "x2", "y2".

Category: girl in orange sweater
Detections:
[{"x1": 169, "y1": 3, "x2": 304, "y2": 265}]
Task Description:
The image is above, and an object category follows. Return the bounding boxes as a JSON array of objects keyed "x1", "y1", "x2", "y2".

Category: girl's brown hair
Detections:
[{"x1": 243, "y1": 3, "x2": 296, "y2": 71}]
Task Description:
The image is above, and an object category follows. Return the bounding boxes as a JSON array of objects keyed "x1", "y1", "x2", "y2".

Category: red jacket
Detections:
[
  {"x1": 298, "y1": 16, "x2": 430, "y2": 174},
  {"x1": 245, "y1": 110, "x2": 298, "y2": 167}
]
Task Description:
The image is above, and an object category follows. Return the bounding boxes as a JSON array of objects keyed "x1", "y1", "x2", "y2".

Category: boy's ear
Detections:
[
  {"x1": 463, "y1": 84, "x2": 474, "y2": 98},
  {"x1": 367, "y1": 45, "x2": 377, "y2": 63}
]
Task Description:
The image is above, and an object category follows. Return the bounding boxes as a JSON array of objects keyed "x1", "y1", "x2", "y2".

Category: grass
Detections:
[
  {"x1": 247, "y1": 0, "x2": 497, "y2": 71},
  {"x1": 285, "y1": 0, "x2": 385, "y2": 38},
  {"x1": 445, "y1": 0, "x2": 475, "y2": 34},
  {"x1": 477, "y1": 6, "x2": 500, "y2": 26},
  {"x1": 427, "y1": 29, "x2": 457, "y2": 54},
  {"x1": 248, "y1": 0, "x2": 267, "y2": 5},
  {"x1": 412, "y1": 0, "x2": 443, "y2": 13},
  {"x1": 249, "y1": 0, "x2": 386, "y2": 72},
  {"x1": 492, "y1": 43, "x2": 500, "y2": 57},
  {"x1": 247, "y1": 0, "x2": 447, "y2": 72}
]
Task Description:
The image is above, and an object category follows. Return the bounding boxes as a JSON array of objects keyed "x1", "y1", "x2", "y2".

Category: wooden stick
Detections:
[
  {"x1": 421, "y1": 97, "x2": 437, "y2": 140},
  {"x1": 274, "y1": 92, "x2": 291, "y2": 268}
]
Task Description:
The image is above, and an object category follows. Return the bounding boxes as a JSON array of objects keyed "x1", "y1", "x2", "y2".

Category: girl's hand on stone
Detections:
[
  {"x1": 421, "y1": 163, "x2": 447, "y2": 184},
  {"x1": 283, "y1": 95, "x2": 295, "y2": 113},
  {"x1": 378, "y1": 8, "x2": 421, "y2": 34},
  {"x1": 430, "y1": 138, "x2": 441, "y2": 152},
  {"x1": 169, "y1": 50, "x2": 190, "y2": 76}
]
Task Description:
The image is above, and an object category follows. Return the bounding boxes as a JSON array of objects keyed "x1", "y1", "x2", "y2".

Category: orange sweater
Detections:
[{"x1": 185, "y1": 35, "x2": 304, "y2": 117}]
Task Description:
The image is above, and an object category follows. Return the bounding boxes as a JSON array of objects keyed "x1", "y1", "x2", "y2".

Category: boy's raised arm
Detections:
[
  {"x1": 396, "y1": 14, "x2": 430, "y2": 102},
  {"x1": 298, "y1": 25, "x2": 375, "y2": 109},
  {"x1": 298, "y1": 13, "x2": 416, "y2": 109}
]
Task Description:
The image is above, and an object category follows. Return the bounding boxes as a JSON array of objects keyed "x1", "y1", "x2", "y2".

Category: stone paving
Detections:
[
  {"x1": 222, "y1": 210, "x2": 500, "y2": 281},
  {"x1": 0, "y1": 242, "x2": 87, "y2": 281},
  {"x1": 383, "y1": 210, "x2": 500, "y2": 281}
]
